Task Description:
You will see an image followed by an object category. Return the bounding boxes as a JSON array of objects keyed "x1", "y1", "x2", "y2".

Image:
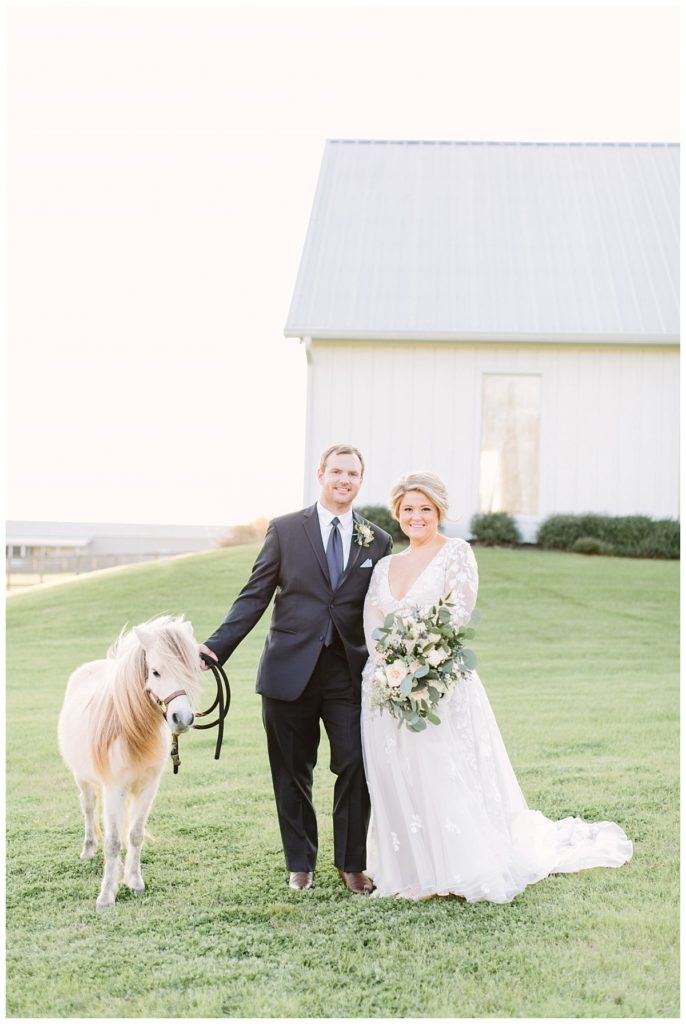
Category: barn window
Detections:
[{"x1": 479, "y1": 374, "x2": 540, "y2": 516}]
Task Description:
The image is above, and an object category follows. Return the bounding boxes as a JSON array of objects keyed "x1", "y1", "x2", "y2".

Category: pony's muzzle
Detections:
[{"x1": 170, "y1": 707, "x2": 195, "y2": 732}]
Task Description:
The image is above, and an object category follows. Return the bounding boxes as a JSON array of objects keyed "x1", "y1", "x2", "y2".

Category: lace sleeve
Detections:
[
  {"x1": 363, "y1": 558, "x2": 388, "y2": 654},
  {"x1": 444, "y1": 540, "x2": 479, "y2": 627}
]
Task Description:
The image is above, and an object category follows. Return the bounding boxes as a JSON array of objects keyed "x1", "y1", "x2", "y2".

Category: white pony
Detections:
[{"x1": 58, "y1": 615, "x2": 200, "y2": 910}]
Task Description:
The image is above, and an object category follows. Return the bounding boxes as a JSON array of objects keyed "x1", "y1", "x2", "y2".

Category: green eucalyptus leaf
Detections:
[
  {"x1": 399, "y1": 675, "x2": 413, "y2": 697},
  {"x1": 462, "y1": 648, "x2": 477, "y2": 670}
]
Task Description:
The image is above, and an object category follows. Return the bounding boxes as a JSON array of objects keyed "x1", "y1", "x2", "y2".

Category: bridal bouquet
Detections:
[{"x1": 370, "y1": 599, "x2": 477, "y2": 733}]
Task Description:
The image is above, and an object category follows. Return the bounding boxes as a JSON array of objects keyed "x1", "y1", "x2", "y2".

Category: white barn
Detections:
[{"x1": 285, "y1": 140, "x2": 679, "y2": 540}]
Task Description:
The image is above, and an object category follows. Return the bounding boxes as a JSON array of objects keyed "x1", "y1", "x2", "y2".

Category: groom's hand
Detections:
[{"x1": 198, "y1": 643, "x2": 218, "y2": 671}]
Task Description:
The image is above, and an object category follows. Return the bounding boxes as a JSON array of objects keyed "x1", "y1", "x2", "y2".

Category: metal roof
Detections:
[
  {"x1": 5, "y1": 521, "x2": 228, "y2": 541},
  {"x1": 6, "y1": 537, "x2": 90, "y2": 548},
  {"x1": 285, "y1": 140, "x2": 679, "y2": 343}
]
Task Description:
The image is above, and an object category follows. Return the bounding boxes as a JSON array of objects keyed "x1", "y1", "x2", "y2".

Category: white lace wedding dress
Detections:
[{"x1": 361, "y1": 538, "x2": 633, "y2": 902}]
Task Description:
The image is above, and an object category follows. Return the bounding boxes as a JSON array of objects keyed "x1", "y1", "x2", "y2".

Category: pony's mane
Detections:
[{"x1": 90, "y1": 616, "x2": 199, "y2": 778}]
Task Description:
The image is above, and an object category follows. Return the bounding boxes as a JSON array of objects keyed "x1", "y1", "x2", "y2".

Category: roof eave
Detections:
[{"x1": 284, "y1": 328, "x2": 679, "y2": 346}]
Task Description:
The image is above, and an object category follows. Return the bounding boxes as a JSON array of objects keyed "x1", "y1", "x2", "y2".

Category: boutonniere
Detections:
[{"x1": 354, "y1": 521, "x2": 375, "y2": 548}]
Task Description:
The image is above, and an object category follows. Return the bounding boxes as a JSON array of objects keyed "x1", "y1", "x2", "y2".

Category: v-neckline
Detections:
[{"x1": 386, "y1": 539, "x2": 450, "y2": 602}]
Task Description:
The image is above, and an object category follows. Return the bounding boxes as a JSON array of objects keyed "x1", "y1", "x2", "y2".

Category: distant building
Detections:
[
  {"x1": 6, "y1": 521, "x2": 229, "y2": 580},
  {"x1": 285, "y1": 140, "x2": 679, "y2": 540}
]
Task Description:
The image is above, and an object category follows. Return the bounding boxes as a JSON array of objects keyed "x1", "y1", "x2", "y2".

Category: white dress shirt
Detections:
[{"x1": 316, "y1": 502, "x2": 354, "y2": 569}]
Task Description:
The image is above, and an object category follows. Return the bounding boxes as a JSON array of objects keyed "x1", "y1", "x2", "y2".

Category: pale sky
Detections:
[{"x1": 7, "y1": 3, "x2": 679, "y2": 526}]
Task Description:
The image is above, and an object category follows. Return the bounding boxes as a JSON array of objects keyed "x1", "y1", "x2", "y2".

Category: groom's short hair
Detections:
[{"x1": 319, "y1": 444, "x2": 365, "y2": 477}]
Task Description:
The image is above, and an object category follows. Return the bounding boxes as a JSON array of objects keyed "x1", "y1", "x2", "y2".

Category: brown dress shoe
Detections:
[
  {"x1": 337, "y1": 869, "x2": 374, "y2": 894},
  {"x1": 288, "y1": 871, "x2": 314, "y2": 890}
]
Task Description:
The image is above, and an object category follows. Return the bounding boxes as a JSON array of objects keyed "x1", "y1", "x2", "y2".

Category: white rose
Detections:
[
  {"x1": 385, "y1": 660, "x2": 408, "y2": 689},
  {"x1": 427, "y1": 647, "x2": 448, "y2": 667}
]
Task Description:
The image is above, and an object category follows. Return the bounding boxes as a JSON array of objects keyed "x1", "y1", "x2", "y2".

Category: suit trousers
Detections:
[{"x1": 261, "y1": 636, "x2": 370, "y2": 872}]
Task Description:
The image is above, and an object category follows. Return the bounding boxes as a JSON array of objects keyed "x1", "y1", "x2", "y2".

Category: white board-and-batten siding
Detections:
[{"x1": 302, "y1": 340, "x2": 678, "y2": 541}]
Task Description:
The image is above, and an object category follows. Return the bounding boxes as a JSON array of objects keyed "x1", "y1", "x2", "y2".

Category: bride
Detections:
[{"x1": 361, "y1": 472, "x2": 633, "y2": 902}]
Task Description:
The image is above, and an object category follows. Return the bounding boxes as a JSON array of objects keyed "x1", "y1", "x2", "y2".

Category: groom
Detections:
[{"x1": 200, "y1": 444, "x2": 393, "y2": 893}]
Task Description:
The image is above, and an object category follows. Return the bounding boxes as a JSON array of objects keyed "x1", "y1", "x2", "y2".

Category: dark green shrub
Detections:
[
  {"x1": 571, "y1": 536, "x2": 615, "y2": 556},
  {"x1": 633, "y1": 519, "x2": 680, "y2": 559},
  {"x1": 598, "y1": 516, "x2": 653, "y2": 555},
  {"x1": 537, "y1": 514, "x2": 603, "y2": 550},
  {"x1": 470, "y1": 512, "x2": 522, "y2": 547},
  {"x1": 537, "y1": 514, "x2": 679, "y2": 559},
  {"x1": 355, "y1": 504, "x2": 405, "y2": 543}
]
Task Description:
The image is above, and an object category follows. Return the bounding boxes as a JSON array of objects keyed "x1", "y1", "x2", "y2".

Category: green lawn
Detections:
[{"x1": 6, "y1": 545, "x2": 679, "y2": 1017}]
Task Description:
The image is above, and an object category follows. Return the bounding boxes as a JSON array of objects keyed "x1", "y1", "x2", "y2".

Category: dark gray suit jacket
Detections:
[{"x1": 205, "y1": 505, "x2": 393, "y2": 700}]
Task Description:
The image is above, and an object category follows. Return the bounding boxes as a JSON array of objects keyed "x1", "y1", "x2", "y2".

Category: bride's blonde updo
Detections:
[{"x1": 389, "y1": 472, "x2": 449, "y2": 524}]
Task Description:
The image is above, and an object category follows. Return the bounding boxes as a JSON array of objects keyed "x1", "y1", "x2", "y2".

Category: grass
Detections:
[
  {"x1": 6, "y1": 545, "x2": 679, "y2": 1017},
  {"x1": 6, "y1": 572, "x2": 78, "y2": 592}
]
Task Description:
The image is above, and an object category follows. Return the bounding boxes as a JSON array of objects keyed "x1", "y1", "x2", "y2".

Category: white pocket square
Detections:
[{"x1": 360, "y1": 558, "x2": 373, "y2": 568}]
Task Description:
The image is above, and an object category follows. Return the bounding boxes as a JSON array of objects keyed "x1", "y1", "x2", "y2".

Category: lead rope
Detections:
[
  {"x1": 170, "y1": 734, "x2": 181, "y2": 774},
  {"x1": 171, "y1": 656, "x2": 231, "y2": 774}
]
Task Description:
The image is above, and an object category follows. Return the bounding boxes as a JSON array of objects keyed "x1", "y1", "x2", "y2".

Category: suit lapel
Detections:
[
  {"x1": 337, "y1": 512, "x2": 366, "y2": 588},
  {"x1": 302, "y1": 504, "x2": 332, "y2": 587}
]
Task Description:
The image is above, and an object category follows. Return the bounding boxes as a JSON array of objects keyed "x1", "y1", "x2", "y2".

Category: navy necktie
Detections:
[
  {"x1": 324, "y1": 518, "x2": 343, "y2": 646},
  {"x1": 326, "y1": 517, "x2": 343, "y2": 589}
]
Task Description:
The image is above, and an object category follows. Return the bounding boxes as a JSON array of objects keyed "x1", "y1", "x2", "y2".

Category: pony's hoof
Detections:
[
  {"x1": 126, "y1": 879, "x2": 145, "y2": 895},
  {"x1": 80, "y1": 844, "x2": 97, "y2": 860},
  {"x1": 96, "y1": 894, "x2": 115, "y2": 911}
]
